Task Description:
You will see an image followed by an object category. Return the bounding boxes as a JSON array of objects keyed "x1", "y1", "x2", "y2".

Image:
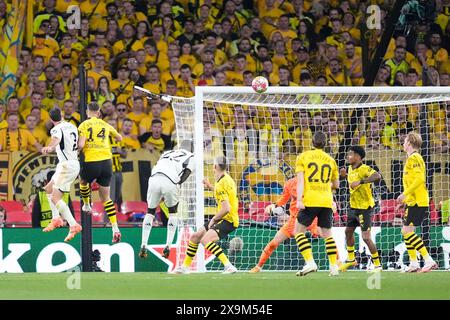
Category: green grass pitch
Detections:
[{"x1": 1, "y1": 271, "x2": 449, "y2": 300}]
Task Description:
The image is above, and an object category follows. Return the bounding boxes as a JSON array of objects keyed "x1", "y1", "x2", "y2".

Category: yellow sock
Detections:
[
  {"x1": 406, "y1": 232, "x2": 430, "y2": 260},
  {"x1": 404, "y1": 232, "x2": 418, "y2": 262},
  {"x1": 183, "y1": 241, "x2": 198, "y2": 268},
  {"x1": 104, "y1": 200, "x2": 117, "y2": 225},
  {"x1": 295, "y1": 233, "x2": 314, "y2": 263},
  {"x1": 347, "y1": 245, "x2": 355, "y2": 261},
  {"x1": 372, "y1": 251, "x2": 381, "y2": 267},
  {"x1": 325, "y1": 237, "x2": 337, "y2": 266},
  {"x1": 79, "y1": 183, "x2": 90, "y2": 205},
  {"x1": 206, "y1": 241, "x2": 230, "y2": 266}
]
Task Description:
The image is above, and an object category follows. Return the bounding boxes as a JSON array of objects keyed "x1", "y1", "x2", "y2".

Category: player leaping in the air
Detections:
[
  {"x1": 294, "y1": 131, "x2": 340, "y2": 277},
  {"x1": 397, "y1": 132, "x2": 437, "y2": 273},
  {"x1": 41, "y1": 107, "x2": 82, "y2": 242},
  {"x1": 139, "y1": 141, "x2": 194, "y2": 260},
  {"x1": 249, "y1": 176, "x2": 318, "y2": 273},
  {"x1": 78, "y1": 102, "x2": 123, "y2": 243},
  {"x1": 175, "y1": 156, "x2": 239, "y2": 274},
  {"x1": 339, "y1": 146, "x2": 382, "y2": 273}
]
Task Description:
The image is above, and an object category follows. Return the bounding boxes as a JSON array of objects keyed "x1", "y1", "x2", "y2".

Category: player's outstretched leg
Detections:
[
  {"x1": 205, "y1": 241, "x2": 237, "y2": 274},
  {"x1": 139, "y1": 209, "x2": 155, "y2": 259},
  {"x1": 174, "y1": 228, "x2": 205, "y2": 274},
  {"x1": 250, "y1": 230, "x2": 286, "y2": 273},
  {"x1": 103, "y1": 199, "x2": 121, "y2": 243}
]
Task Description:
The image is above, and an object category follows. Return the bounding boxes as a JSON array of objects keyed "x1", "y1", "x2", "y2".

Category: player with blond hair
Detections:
[{"x1": 397, "y1": 132, "x2": 437, "y2": 272}]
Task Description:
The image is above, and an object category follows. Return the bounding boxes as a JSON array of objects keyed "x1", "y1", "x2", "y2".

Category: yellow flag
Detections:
[{"x1": 0, "y1": 0, "x2": 27, "y2": 103}]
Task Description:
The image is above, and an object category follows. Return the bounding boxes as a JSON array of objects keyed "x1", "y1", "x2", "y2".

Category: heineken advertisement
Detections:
[{"x1": 1, "y1": 227, "x2": 449, "y2": 272}]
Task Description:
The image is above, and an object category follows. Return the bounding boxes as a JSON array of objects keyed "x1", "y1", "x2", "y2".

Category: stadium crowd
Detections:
[{"x1": 0, "y1": 0, "x2": 449, "y2": 156}]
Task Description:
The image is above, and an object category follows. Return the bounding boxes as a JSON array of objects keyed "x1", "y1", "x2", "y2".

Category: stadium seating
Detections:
[
  {"x1": 121, "y1": 201, "x2": 147, "y2": 215},
  {"x1": 248, "y1": 201, "x2": 271, "y2": 222},
  {"x1": 0, "y1": 200, "x2": 24, "y2": 212},
  {"x1": 5, "y1": 210, "x2": 31, "y2": 226}
]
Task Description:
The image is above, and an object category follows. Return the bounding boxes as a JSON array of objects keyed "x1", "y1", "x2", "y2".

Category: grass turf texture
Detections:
[{"x1": 0, "y1": 271, "x2": 449, "y2": 300}]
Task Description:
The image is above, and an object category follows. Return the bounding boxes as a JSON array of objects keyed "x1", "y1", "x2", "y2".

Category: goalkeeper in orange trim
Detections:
[{"x1": 249, "y1": 177, "x2": 318, "y2": 273}]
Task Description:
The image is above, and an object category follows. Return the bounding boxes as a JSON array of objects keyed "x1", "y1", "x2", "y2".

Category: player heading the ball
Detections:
[{"x1": 139, "y1": 140, "x2": 194, "y2": 260}]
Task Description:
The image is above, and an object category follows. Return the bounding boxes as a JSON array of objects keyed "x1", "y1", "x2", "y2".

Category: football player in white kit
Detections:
[
  {"x1": 139, "y1": 141, "x2": 194, "y2": 259},
  {"x1": 41, "y1": 107, "x2": 82, "y2": 242}
]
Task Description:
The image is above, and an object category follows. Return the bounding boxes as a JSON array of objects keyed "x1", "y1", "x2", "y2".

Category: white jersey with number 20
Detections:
[{"x1": 151, "y1": 149, "x2": 194, "y2": 184}]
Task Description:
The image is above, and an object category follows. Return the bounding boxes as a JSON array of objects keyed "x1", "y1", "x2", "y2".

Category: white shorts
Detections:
[
  {"x1": 52, "y1": 160, "x2": 80, "y2": 192},
  {"x1": 147, "y1": 174, "x2": 179, "y2": 209}
]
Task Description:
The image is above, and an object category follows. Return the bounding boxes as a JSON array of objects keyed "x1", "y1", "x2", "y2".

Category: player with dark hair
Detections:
[
  {"x1": 78, "y1": 102, "x2": 123, "y2": 243},
  {"x1": 41, "y1": 107, "x2": 81, "y2": 241},
  {"x1": 339, "y1": 146, "x2": 382, "y2": 272},
  {"x1": 139, "y1": 141, "x2": 194, "y2": 259}
]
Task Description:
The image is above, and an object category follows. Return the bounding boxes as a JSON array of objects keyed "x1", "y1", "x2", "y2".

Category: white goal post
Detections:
[{"x1": 171, "y1": 86, "x2": 450, "y2": 273}]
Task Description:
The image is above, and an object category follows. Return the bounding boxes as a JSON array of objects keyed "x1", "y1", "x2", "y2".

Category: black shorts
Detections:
[
  {"x1": 347, "y1": 207, "x2": 373, "y2": 231},
  {"x1": 403, "y1": 205, "x2": 428, "y2": 226},
  {"x1": 297, "y1": 207, "x2": 333, "y2": 229},
  {"x1": 203, "y1": 219, "x2": 237, "y2": 239},
  {"x1": 80, "y1": 159, "x2": 113, "y2": 187}
]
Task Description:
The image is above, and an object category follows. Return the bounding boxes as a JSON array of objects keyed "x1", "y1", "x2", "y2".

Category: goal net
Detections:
[{"x1": 171, "y1": 87, "x2": 450, "y2": 272}]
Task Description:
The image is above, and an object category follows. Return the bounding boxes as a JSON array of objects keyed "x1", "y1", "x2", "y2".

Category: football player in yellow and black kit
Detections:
[
  {"x1": 339, "y1": 146, "x2": 382, "y2": 273},
  {"x1": 294, "y1": 131, "x2": 340, "y2": 277},
  {"x1": 175, "y1": 156, "x2": 239, "y2": 274},
  {"x1": 397, "y1": 132, "x2": 437, "y2": 272},
  {"x1": 78, "y1": 102, "x2": 123, "y2": 243}
]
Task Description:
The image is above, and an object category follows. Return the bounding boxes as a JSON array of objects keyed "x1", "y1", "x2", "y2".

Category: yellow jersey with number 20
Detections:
[
  {"x1": 78, "y1": 117, "x2": 119, "y2": 162},
  {"x1": 295, "y1": 149, "x2": 339, "y2": 208}
]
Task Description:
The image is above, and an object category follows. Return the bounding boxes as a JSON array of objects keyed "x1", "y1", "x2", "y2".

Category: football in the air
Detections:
[{"x1": 251, "y1": 76, "x2": 269, "y2": 93}]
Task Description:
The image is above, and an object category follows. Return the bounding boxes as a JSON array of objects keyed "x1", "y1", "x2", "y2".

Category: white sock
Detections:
[
  {"x1": 166, "y1": 215, "x2": 177, "y2": 247},
  {"x1": 141, "y1": 213, "x2": 154, "y2": 247},
  {"x1": 111, "y1": 223, "x2": 120, "y2": 233},
  {"x1": 47, "y1": 194, "x2": 60, "y2": 219},
  {"x1": 55, "y1": 199, "x2": 76, "y2": 227}
]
